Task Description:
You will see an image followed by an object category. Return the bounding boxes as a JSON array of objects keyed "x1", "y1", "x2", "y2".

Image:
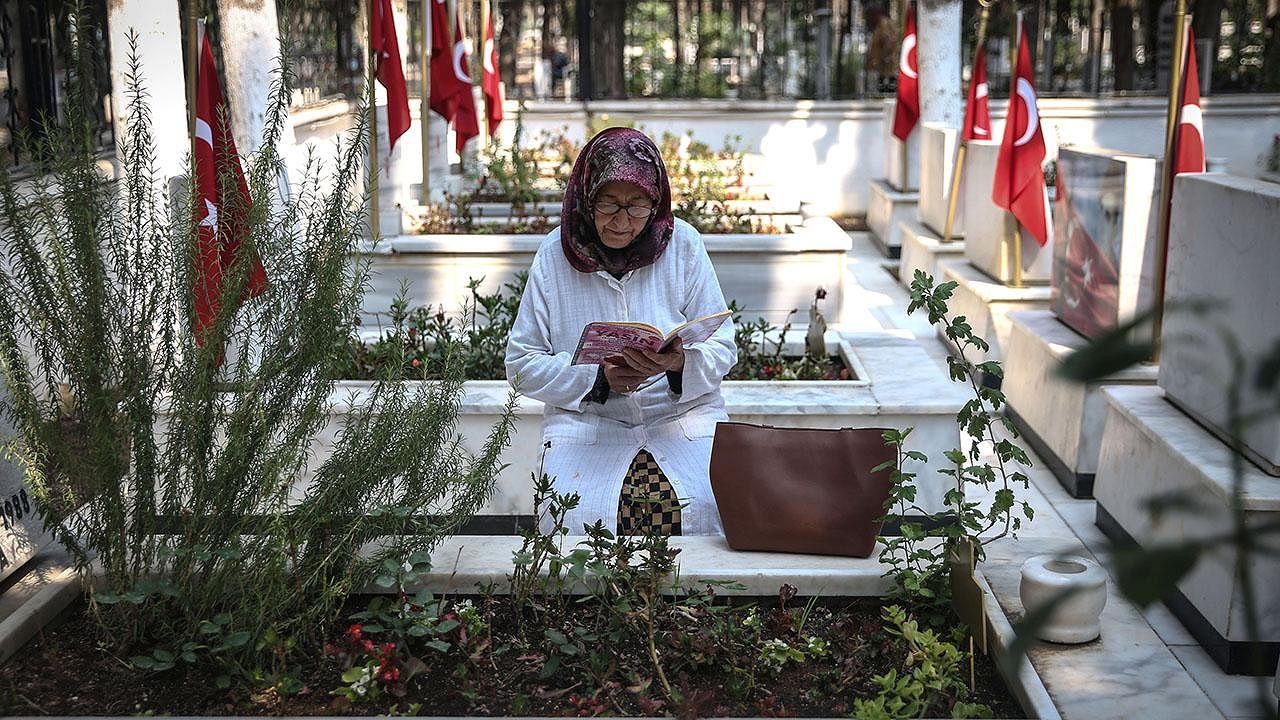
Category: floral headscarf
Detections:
[{"x1": 560, "y1": 127, "x2": 675, "y2": 276}]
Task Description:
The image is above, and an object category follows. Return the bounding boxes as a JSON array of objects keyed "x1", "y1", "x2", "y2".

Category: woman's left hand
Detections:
[{"x1": 621, "y1": 337, "x2": 685, "y2": 378}]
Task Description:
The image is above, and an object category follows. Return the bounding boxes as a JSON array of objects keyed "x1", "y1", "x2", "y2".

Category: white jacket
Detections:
[{"x1": 504, "y1": 219, "x2": 737, "y2": 535}]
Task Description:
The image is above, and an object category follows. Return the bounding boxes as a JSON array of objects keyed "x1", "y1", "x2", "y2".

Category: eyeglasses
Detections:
[{"x1": 593, "y1": 201, "x2": 655, "y2": 219}]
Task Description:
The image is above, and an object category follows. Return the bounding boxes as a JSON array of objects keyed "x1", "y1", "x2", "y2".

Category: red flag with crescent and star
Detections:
[
  {"x1": 481, "y1": 1, "x2": 503, "y2": 136},
  {"x1": 1172, "y1": 26, "x2": 1206, "y2": 176},
  {"x1": 961, "y1": 42, "x2": 992, "y2": 142},
  {"x1": 371, "y1": 0, "x2": 410, "y2": 157},
  {"x1": 891, "y1": 2, "x2": 919, "y2": 141},
  {"x1": 992, "y1": 24, "x2": 1049, "y2": 246},
  {"x1": 192, "y1": 27, "x2": 266, "y2": 348},
  {"x1": 429, "y1": 0, "x2": 479, "y2": 152}
]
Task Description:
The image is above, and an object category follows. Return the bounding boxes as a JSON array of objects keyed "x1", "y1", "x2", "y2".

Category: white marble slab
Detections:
[
  {"x1": 360, "y1": 219, "x2": 854, "y2": 327},
  {"x1": 963, "y1": 140, "x2": 1054, "y2": 284},
  {"x1": 1094, "y1": 385, "x2": 1280, "y2": 644},
  {"x1": 867, "y1": 179, "x2": 919, "y2": 258},
  {"x1": 980, "y1": 534, "x2": 1226, "y2": 720},
  {"x1": 941, "y1": 263, "x2": 1052, "y2": 366},
  {"x1": 898, "y1": 218, "x2": 966, "y2": 287},
  {"x1": 919, "y1": 123, "x2": 966, "y2": 238},
  {"x1": 1159, "y1": 174, "x2": 1280, "y2": 474},
  {"x1": 1004, "y1": 311, "x2": 1157, "y2": 481},
  {"x1": 314, "y1": 333, "x2": 969, "y2": 516},
  {"x1": 397, "y1": 534, "x2": 895, "y2": 597}
]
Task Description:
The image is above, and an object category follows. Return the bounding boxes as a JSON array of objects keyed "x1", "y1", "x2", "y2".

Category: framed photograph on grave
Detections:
[{"x1": 1051, "y1": 147, "x2": 1160, "y2": 339}]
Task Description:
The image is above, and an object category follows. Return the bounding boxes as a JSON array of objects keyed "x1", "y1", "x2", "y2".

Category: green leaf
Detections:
[
  {"x1": 374, "y1": 574, "x2": 397, "y2": 588},
  {"x1": 1112, "y1": 543, "x2": 1204, "y2": 607},
  {"x1": 222, "y1": 631, "x2": 252, "y2": 649},
  {"x1": 341, "y1": 667, "x2": 366, "y2": 683},
  {"x1": 131, "y1": 655, "x2": 156, "y2": 669},
  {"x1": 425, "y1": 639, "x2": 451, "y2": 653},
  {"x1": 871, "y1": 459, "x2": 896, "y2": 473},
  {"x1": 435, "y1": 619, "x2": 461, "y2": 634},
  {"x1": 153, "y1": 649, "x2": 174, "y2": 663},
  {"x1": 544, "y1": 628, "x2": 568, "y2": 645}
]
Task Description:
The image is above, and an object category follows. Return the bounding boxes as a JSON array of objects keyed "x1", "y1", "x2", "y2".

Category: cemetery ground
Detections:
[{"x1": 1, "y1": 235, "x2": 1272, "y2": 718}]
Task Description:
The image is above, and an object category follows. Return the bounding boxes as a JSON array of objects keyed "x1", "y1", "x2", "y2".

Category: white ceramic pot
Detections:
[{"x1": 1019, "y1": 554, "x2": 1108, "y2": 644}]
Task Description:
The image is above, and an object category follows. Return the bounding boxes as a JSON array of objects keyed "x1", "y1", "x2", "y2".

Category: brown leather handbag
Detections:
[{"x1": 709, "y1": 422, "x2": 897, "y2": 558}]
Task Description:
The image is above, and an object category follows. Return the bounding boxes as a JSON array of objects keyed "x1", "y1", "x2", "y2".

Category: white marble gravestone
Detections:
[
  {"x1": 1159, "y1": 174, "x2": 1280, "y2": 474},
  {"x1": 1050, "y1": 147, "x2": 1160, "y2": 341},
  {"x1": 1094, "y1": 385, "x2": 1280, "y2": 671},
  {"x1": 897, "y1": 218, "x2": 965, "y2": 287},
  {"x1": 884, "y1": 100, "x2": 921, "y2": 193},
  {"x1": 962, "y1": 140, "x2": 1054, "y2": 284},
  {"x1": 919, "y1": 123, "x2": 965, "y2": 238},
  {"x1": 867, "y1": 180, "x2": 919, "y2": 259},
  {"x1": 1003, "y1": 310, "x2": 1157, "y2": 497},
  {"x1": 0, "y1": 383, "x2": 53, "y2": 582}
]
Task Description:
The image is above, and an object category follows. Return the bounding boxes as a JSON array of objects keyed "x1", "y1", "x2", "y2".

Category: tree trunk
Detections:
[
  {"x1": 1112, "y1": 0, "x2": 1137, "y2": 91},
  {"x1": 498, "y1": 0, "x2": 524, "y2": 95},
  {"x1": 540, "y1": 0, "x2": 555, "y2": 61},
  {"x1": 1192, "y1": 0, "x2": 1223, "y2": 85},
  {"x1": 671, "y1": 0, "x2": 683, "y2": 93},
  {"x1": 1087, "y1": 0, "x2": 1105, "y2": 93},
  {"x1": 588, "y1": 0, "x2": 627, "y2": 98}
]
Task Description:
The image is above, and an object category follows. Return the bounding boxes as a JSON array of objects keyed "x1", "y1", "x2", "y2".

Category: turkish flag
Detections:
[
  {"x1": 481, "y1": 2, "x2": 503, "y2": 137},
  {"x1": 992, "y1": 25, "x2": 1049, "y2": 246},
  {"x1": 1172, "y1": 26, "x2": 1206, "y2": 176},
  {"x1": 371, "y1": 0, "x2": 410, "y2": 156},
  {"x1": 961, "y1": 42, "x2": 992, "y2": 142},
  {"x1": 192, "y1": 28, "x2": 266, "y2": 348},
  {"x1": 428, "y1": 0, "x2": 479, "y2": 153},
  {"x1": 891, "y1": 2, "x2": 919, "y2": 141}
]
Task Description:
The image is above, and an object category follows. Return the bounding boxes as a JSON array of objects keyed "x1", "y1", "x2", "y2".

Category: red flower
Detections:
[
  {"x1": 345, "y1": 623, "x2": 363, "y2": 640},
  {"x1": 411, "y1": 358, "x2": 422, "y2": 368},
  {"x1": 362, "y1": 639, "x2": 374, "y2": 652}
]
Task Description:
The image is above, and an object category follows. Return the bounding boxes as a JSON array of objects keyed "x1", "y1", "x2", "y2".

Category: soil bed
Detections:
[{"x1": 3, "y1": 595, "x2": 1022, "y2": 717}]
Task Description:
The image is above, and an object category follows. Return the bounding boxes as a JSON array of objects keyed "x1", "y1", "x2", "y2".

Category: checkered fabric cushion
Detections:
[{"x1": 616, "y1": 449, "x2": 682, "y2": 536}]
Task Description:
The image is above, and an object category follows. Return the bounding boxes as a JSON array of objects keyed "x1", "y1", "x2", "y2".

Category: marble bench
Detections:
[{"x1": 384, "y1": 534, "x2": 897, "y2": 597}]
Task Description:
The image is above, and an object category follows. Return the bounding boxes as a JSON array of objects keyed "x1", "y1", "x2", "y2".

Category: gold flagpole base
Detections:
[
  {"x1": 941, "y1": 143, "x2": 968, "y2": 243},
  {"x1": 1010, "y1": 225, "x2": 1024, "y2": 288}
]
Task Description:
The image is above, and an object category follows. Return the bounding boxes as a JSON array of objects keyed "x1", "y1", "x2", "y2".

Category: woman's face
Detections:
[{"x1": 592, "y1": 181, "x2": 654, "y2": 250}]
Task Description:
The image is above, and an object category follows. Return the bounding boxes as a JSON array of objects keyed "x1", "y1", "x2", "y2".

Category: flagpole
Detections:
[
  {"x1": 897, "y1": 1, "x2": 911, "y2": 181},
  {"x1": 188, "y1": 16, "x2": 200, "y2": 156},
  {"x1": 1151, "y1": 6, "x2": 1190, "y2": 361},
  {"x1": 422, "y1": 0, "x2": 432, "y2": 205},
  {"x1": 480, "y1": 0, "x2": 489, "y2": 149},
  {"x1": 1004, "y1": 11, "x2": 1024, "y2": 289},
  {"x1": 941, "y1": 0, "x2": 992, "y2": 243},
  {"x1": 368, "y1": 0, "x2": 381, "y2": 240}
]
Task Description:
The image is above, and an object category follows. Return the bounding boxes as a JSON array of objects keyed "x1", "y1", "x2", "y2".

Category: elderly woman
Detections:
[{"x1": 505, "y1": 127, "x2": 737, "y2": 536}]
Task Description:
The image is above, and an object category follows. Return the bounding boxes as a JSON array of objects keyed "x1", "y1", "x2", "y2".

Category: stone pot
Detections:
[{"x1": 1018, "y1": 554, "x2": 1107, "y2": 644}]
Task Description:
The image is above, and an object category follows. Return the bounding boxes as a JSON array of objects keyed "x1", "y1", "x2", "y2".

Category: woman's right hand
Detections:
[{"x1": 603, "y1": 361, "x2": 652, "y2": 394}]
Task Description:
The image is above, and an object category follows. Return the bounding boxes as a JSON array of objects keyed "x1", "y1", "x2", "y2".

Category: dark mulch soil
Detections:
[{"x1": 1, "y1": 596, "x2": 1023, "y2": 717}]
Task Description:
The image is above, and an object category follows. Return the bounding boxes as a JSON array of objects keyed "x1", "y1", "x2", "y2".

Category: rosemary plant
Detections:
[{"x1": 0, "y1": 24, "x2": 516, "y2": 677}]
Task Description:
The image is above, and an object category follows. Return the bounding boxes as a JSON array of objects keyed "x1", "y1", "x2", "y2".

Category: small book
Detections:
[{"x1": 570, "y1": 310, "x2": 732, "y2": 365}]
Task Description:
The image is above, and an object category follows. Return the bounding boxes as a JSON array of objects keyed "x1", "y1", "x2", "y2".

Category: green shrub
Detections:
[{"x1": 0, "y1": 26, "x2": 516, "y2": 682}]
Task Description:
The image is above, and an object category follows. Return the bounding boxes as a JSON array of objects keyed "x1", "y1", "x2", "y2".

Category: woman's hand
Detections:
[
  {"x1": 603, "y1": 361, "x2": 653, "y2": 394},
  {"x1": 620, "y1": 337, "x2": 685, "y2": 378}
]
